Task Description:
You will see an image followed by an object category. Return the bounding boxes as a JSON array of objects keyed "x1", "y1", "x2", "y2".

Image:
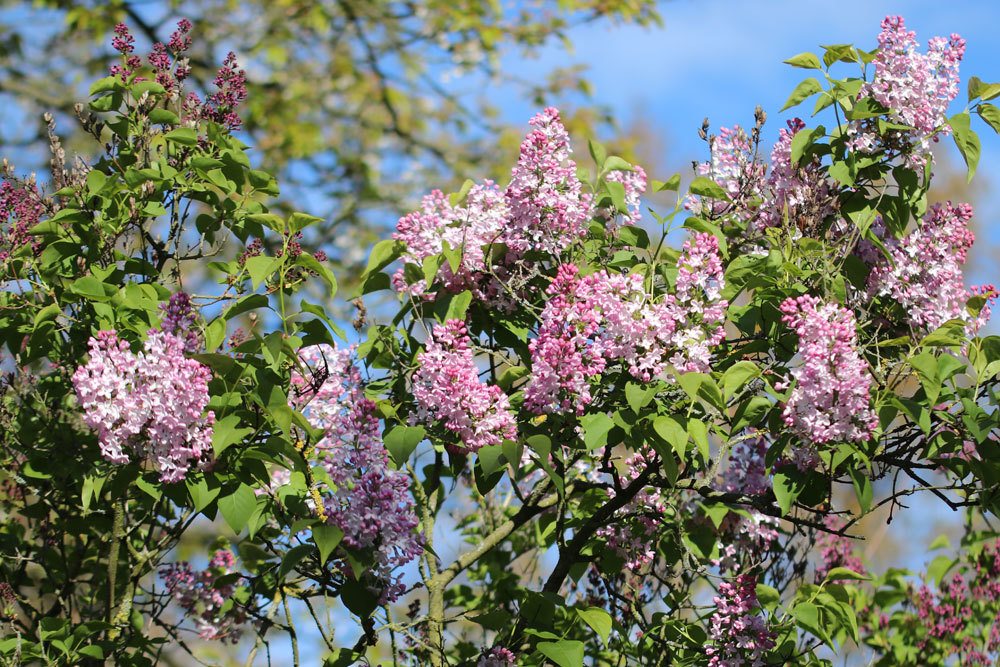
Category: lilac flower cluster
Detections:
[
  {"x1": 600, "y1": 164, "x2": 648, "y2": 228},
  {"x1": 412, "y1": 320, "x2": 517, "y2": 454},
  {"x1": 0, "y1": 180, "x2": 43, "y2": 262},
  {"x1": 778, "y1": 296, "x2": 877, "y2": 454},
  {"x1": 291, "y1": 344, "x2": 423, "y2": 602},
  {"x1": 706, "y1": 574, "x2": 776, "y2": 667},
  {"x1": 760, "y1": 118, "x2": 834, "y2": 229},
  {"x1": 504, "y1": 107, "x2": 593, "y2": 256},
  {"x1": 106, "y1": 21, "x2": 246, "y2": 130},
  {"x1": 850, "y1": 16, "x2": 965, "y2": 167},
  {"x1": 160, "y1": 291, "x2": 201, "y2": 354},
  {"x1": 815, "y1": 515, "x2": 865, "y2": 582},
  {"x1": 392, "y1": 108, "x2": 644, "y2": 302},
  {"x1": 477, "y1": 647, "x2": 516, "y2": 667},
  {"x1": 684, "y1": 126, "x2": 765, "y2": 225},
  {"x1": 161, "y1": 549, "x2": 247, "y2": 643},
  {"x1": 391, "y1": 183, "x2": 507, "y2": 299},
  {"x1": 72, "y1": 325, "x2": 215, "y2": 483},
  {"x1": 525, "y1": 232, "x2": 728, "y2": 415},
  {"x1": 911, "y1": 541, "x2": 1000, "y2": 664},
  {"x1": 869, "y1": 201, "x2": 994, "y2": 335}
]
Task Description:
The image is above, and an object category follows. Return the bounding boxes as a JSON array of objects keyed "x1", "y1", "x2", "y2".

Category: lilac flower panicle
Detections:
[
  {"x1": 849, "y1": 16, "x2": 965, "y2": 167},
  {"x1": 412, "y1": 320, "x2": 517, "y2": 454},
  {"x1": 706, "y1": 574, "x2": 776, "y2": 667},
  {"x1": 0, "y1": 180, "x2": 44, "y2": 262},
  {"x1": 779, "y1": 296, "x2": 878, "y2": 454},
  {"x1": 504, "y1": 107, "x2": 592, "y2": 257},
  {"x1": 161, "y1": 549, "x2": 247, "y2": 643},
  {"x1": 815, "y1": 515, "x2": 865, "y2": 582},
  {"x1": 291, "y1": 344, "x2": 423, "y2": 602},
  {"x1": 685, "y1": 125, "x2": 765, "y2": 226},
  {"x1": 72, "y1": 328, "x2": 215, "y2": 483},
  {"x1": 160, "y1": 291, "x2": 201, "y2": 354},
  {"x1": 868, "y1": 201, "x2": 993, "y2": 336}
]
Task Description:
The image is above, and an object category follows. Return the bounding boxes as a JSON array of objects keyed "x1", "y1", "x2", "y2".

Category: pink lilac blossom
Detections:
[
  {"x1": 0, "y1": 180, "x2": 44, "y2": 262},
  {"x1": 685, "y1": 126, "x2": 765, "y2": 226},
  {"x1": 504, "y1": 107, "x2": 592, "y2": 257},
  {"x1": 595, "y1": 448, "x2": 665, "y2": 571},
  {"x1": 760, "y1": 118, "x2": 834, "y2": 229},
  {"x1": 412, "y1": 320, "x2": 517, "y2": 453},
  {"x1": 72, "y1": 329, "x2": 215, "y2": 483},
  {"x1": 815, "y1": 515, "x2": 865, "y2": 582},
  {"x1": 667, "y1": 232, "x2": 728, "y2": 373},
  {"x1": 868, "y1": 201, "x2": 993, "y2": 335},
  {"x1": 525, "y1": 234, "x2": 727, "y2": 415},
  {"x1": 291, "y1": 344, "x2": 423, "y2": 602},
  {"x1": 849, "y1": 16, "x2": 965, "y2": 167},
  {"x1": 601, "y1": 165, "x2": 648, "y2": 228},
  {"x1": 778, "y1": 296, "x2": 878, "y2": 451},
  {"x1": 909, "y1": 541, "x2": 1000, "y2": 664},
  {"x1": 160, "y1": 291, "x2": 201, "y2": 354},
  {"x1": 391, "y1": 182, "x2": 508, "y2": 299},
  {"x1": 161, "y1": 549, "x2": 247, "y2": 643},
  {"x1": 706, "y1": 574, "x2": 776, "y2": 667},
  {"x1": 477, "y1": 647, "x2": 516, "y2": 667}
]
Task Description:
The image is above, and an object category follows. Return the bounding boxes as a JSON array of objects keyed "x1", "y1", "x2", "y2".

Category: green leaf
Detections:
[
  {"x1": 793, "y1": 602, "x2": 830, "y2": 646},
  {"x1": 722, "y1": 361, "x2": 759, "y2": 401},
  {"x1": 576, "y1": 606, "x2": 612, "y2": 643},
  {"x1": 149, "y1": 108, "x2": 180, "y2": 125},
  {"x1": 823, "y1": 566, "x2": 868, "y2": 582},
  {"x1": 968, "y1": 76, "x2": 1000, "y2": 102},
  {"x1": 588, "y1": 139, "x2": 607, "y2": 168},
  {"x1": 849, "y1": 467, "x2": 873, "y2": 514},
  {"x1": 211, "y1": 414, "x2": 253, "y2": 456},
  {"x1": 278, "y1": 544, "x2": 313, "y2": 580},
  {"x1": 164, "y1": 127, "x2": 198, "y2": 146},
  {"x1": 383, "y1": 425, "x2": 425, "y2": 467},
  {"x1": 784, "y1": 52, "x2": 823, "y2": 70},
  {"x1": 653, "y1": 415, "x2": 687, "y2": 458},
  {"x1": 756, "y1": 584, "x2": 780, "y2": 609},
  {"x1": 364, "y1": 239, "x2": 405, "y2": 275},
  {"x1": 219, "y1": 484, "x2": 257, "y2": 534},
  {"x1": 89, "y1": 76, "x2": 120, "y2": 96},
  {"x1": 790, "y1": 125, "x2": 825, "y2": 166},
  {"x1": 340, "y1": 579, "x2": 379, "y2": 617},
  {"x1": 654, "y1": 173, "x2": 681, "y2": 192},
  {"x1": 950, "y1": 112, "x2": 981, "y2": 182},
  {"x1": 782, "y1": 77, "x2": 824, "y2": 111},
  {"x1": 537, "y1": 640, "x2": 584, "y2": 667},
  {"x1": 689, "y1": 176, "x2": 730, "y2": 200},
  {"x1": 444, "y1": 290, "x2": 473, "y2": 322},
  {"x1": 581, "y1": 412, "x2": 614, "y2": 451},
  {"x1": 625, "y1": 382, "x2": 655, "y2": 413},
  {"x1": 245, "y1": 255, "x2": 279, "y2": 289},
  {"x1": 977, "y1": 103, "x2": 1000, "y2": 134},
  {"x1": 70, "y1": 276, "x2": 113, "y2": 301},
  {"x1": 296, "y1": 253, "x2": 337, "y2": 294},
  {"x1": 772, "y1": 472, "x2": 799, "y2": 516}
]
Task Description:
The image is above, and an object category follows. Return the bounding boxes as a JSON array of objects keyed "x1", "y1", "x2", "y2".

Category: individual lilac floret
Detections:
[
  {"x1": 72, "y1": 329, "x2": 215, "y2": 483},
  {"x1": 849, "y1": 16, "x2": 965, "y2": 167},
  {"x1": 504, "y1": 107, "x2": 593, "y2": 257},
  {"x1": 778, "y1": 296, "x2": 878, "y2": 454},
  {"x1": 291, "y1": 344, "x2": 423, "y2": 602},
  {"x1": 706, "y1": 574, "x2": 776, "y2": 667},
  {"x1": 412, "y1": 320, "x2": 517, "y2": 454},
  {"x1": 161, "y1": 549, "x2": 247, "y2": 643},
  {"x1": 477, "y1": 647, "x2": 516, "y2": 667},
  {"x1": 868, "y1": 201, "x2": 993, "y2": 336}
]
